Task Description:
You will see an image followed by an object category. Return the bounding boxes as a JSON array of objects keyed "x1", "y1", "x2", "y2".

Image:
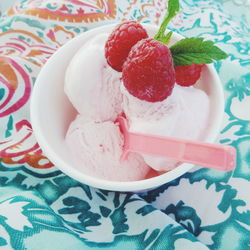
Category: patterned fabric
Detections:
[{"x1": 0, "y1": 0, "x2": 249, "y2": 249}]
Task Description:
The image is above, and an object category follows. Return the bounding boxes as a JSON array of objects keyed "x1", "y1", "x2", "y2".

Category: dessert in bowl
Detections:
[{"x1": 30, "y1": 22, "x2": 228, "y2": 192}]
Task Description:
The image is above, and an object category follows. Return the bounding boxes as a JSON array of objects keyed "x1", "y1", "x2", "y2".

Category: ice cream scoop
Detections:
[
  {"x1": 118, "y1": 116, "x2": 236, "y2": 171},
  {"x1": 66, "y1": 115, "x2": 150, "y2": 181},
  {"x1": 121, "y1": 83, "x2": 211, "y2": 171},
  {"x1": 64, "y1": 33, "x2": 122, "y2": 122}
]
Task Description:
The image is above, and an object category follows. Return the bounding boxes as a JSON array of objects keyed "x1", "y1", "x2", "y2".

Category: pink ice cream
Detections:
[
  {"x1": 64, "y1": 33, "x2": 210, "y2": 181},
  {"x1": 65, "y1": 34, "x2": 150, "y2": 181},
  {"x1": 66, "y1": 116, "x2": 150, "y2": 181},
  {"x1": 121, "y1": 83, "x2": 210, "y2": 171},
  {"x1": 64, "y1": 34, "x2": 122, "y2": 122}
]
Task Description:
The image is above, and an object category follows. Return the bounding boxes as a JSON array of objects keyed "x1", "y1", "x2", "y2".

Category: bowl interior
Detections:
[{"x1": 30, "y1": 24, "x2": 224, "y2": 192}]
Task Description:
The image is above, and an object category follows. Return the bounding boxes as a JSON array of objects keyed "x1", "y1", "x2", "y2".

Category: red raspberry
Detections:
[
  {"x1": 105, "y1": 21, "x2": 148, "y2": 72},
  {"x1": 175, "y1": 64, "x2": 204, "y2": 87},
  {"x1": 122, "y1": 38, "x2": 175, "y2": 102}
]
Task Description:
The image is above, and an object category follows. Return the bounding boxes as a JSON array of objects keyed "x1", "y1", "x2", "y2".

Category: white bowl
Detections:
[{"x1": 30, "y1": 24, "x2": 224, "y2": 192}]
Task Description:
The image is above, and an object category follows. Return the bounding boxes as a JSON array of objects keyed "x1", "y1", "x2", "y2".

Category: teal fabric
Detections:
[{"x1": 0, "y1": 0, "x2": 249, "y2": 249}]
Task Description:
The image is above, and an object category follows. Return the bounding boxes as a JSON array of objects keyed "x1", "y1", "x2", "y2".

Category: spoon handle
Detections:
[{"x1": 123, "y1": 131, "x2": 236, "y2": 171}]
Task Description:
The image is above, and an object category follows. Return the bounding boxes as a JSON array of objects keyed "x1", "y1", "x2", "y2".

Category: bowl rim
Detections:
[{"x1": 30, "y1": 23, "x2": 224, "y2": 192}]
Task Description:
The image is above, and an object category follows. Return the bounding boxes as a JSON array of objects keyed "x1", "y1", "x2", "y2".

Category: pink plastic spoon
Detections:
[{"x1": 118, "y1": 116, "x2": 236, "y2": 171}]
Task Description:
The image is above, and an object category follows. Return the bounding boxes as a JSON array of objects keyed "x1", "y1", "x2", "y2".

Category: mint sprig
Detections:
[
  {"x1": 154, "y1": 0, "x2": 228, "y2": 66},
  {"x1": 170, "y1": 37, "x2": 228, "y2": 66},
  {"x1": 154, "y1": 0, "x2": 179, "y2": 44}
]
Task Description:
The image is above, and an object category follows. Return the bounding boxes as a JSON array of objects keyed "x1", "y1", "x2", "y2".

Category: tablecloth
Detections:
[{"x1": 0, "y1": 0, "x2": 249, "y2": 249}]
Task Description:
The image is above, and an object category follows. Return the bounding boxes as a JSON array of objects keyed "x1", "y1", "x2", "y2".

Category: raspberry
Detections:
[
  {"x1": 122, "y1": 38, "x2": 175, "y2": 102},
  {"x1": 175, "y1": 63, "x2": 204, "y2": 87},
  {"x1": 105, "y1": 21, "x2": 148, "y2": 72}
]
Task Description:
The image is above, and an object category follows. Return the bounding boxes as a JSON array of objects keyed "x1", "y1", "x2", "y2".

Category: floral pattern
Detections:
[{"x1": 0, "y1": 0, "x2": 249, "y2": 249}]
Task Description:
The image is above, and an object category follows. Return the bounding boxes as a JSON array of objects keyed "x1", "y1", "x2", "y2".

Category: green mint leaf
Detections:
[
  {"x1": 154, "y1": 0, "x2": 180, "y2": 44},
  {"x1": 170, "y1": 37, "x2": 228, "y2": 66}
]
